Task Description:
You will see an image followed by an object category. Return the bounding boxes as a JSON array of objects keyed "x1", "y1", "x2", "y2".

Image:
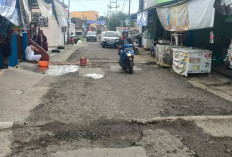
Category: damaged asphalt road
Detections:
[{"x1": 6, "y1": 42, "x2": 232, "y2": 156}]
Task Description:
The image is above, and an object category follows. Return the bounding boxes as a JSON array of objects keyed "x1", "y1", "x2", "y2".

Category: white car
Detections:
[
  {"x1": 100, "y1": 32, "x2": 105, "y2": 45},
  {"x1": 86, "y1": 31, "x2": 97, "y2": 42},
  {"x1": 101, "y1": 31, "x2": 119, "y2": 48}
]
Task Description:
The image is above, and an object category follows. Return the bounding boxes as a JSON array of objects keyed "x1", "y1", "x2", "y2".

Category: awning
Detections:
[
  {"x1": 37, "y1": 0, "x2": 53, "y2": 19},
  {"x1": 156, "y1": 0, "x2": 186, "y2": 7},
  {"x1": 28, "y1": 0, "x2": 68, "y2": 27},
  {"x1": 0, "y1": 0, "x2": 20, "y2": 26},
  {"x1": 143, "y1": 0, "x2": 157, "y2": 10},
  {"x1": 156, "y1": 0, "x2": 215, "y2": 31},
  {"x1": 54, "y1": 0, "x2": 68, "y2": 27}
]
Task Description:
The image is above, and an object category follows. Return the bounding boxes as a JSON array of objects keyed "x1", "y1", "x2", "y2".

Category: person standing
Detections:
[
  {"x1": 0, "y1": 35, "x2": 12, "y2": 69},
  {"x1": 37, "y1": 30, "x2": 48, "y2": 51},
  {"x1": 0, "y1": 23, "x2": 12, "y2": 69}
]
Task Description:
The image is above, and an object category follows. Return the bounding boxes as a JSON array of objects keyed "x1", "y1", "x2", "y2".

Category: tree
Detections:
[
  {"x1": 98, "y1": 16, "x2": 108, "y2": 22},
  {"x1": 107, "y1": 12, "x2": 128, "y2": 31}
]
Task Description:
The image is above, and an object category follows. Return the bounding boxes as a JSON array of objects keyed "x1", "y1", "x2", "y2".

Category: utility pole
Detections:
[
  {"x1": 129, "y1": 0, "x2": 131, "y2": 16},
  {"x1": 68, "y1": 0, "x2": 70, "y2": 19},
  {"x1": 110, "y1": 0, "x2": 112, "y2": 17},
  {"x1": 108, "y1": 0, "x2": 119, "y2": 18}
]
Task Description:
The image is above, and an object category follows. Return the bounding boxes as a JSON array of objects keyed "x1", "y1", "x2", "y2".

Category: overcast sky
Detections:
[{"x1": 67, "y1": 0, "x2": 139, "y2": 16}]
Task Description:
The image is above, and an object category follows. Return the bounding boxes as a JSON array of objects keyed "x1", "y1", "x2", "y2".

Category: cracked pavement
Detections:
[{"x1": 1, "y1": 42, "x2": 232, "y2": 157}]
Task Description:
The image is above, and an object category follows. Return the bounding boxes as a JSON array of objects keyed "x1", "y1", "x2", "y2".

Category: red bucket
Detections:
[{"x1": 80, "y1": 57, "x2": 87, "y2": 66}]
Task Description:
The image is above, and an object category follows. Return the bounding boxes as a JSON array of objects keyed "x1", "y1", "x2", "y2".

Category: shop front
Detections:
[
  {"x1": 151, "y1": 0, "x2": 219, "y2": 76},
  {"x1": 137, "y1": 0, "x2": 164, "y2": 50},
  {"x1": 28, "y1": 0, "x2": 68, "y2": 47}
]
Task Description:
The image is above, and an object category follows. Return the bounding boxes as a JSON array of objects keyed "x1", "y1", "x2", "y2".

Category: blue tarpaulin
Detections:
[
  {"x1": 0, "y1": 0, "x2": 20, "y2": 26},
  {"x1": 86, "y1": 20, "x2": 106, "y2": 25}
]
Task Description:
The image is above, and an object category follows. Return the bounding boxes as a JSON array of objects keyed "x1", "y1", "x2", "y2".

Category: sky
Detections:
[{"x1": 67, "y1": 0, "x2": 139, "y2": 16}]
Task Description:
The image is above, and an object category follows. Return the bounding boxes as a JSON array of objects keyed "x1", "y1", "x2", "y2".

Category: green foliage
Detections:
[
  {"x1": 107, "y1": 12, "x2": 128, "y2": 31},
  {"x1": 99, "y1": 16, "x2": 108, "y2": 22}
]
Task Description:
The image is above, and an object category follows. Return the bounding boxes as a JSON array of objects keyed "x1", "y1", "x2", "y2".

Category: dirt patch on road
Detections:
[{"x1": 9, "y1": 119, "x2": 232, "y2": 157}]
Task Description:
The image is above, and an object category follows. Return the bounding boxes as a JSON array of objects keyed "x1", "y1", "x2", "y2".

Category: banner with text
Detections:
[
  {"x1": 137, "y1": 11, "x2": 148, "y2": 26},
  {"x1": 157, "y1": 0, "x2": 215, "y2": 31}
]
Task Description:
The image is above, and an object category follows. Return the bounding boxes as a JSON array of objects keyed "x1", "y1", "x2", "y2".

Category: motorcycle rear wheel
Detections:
[{"x1": 134, "y1": 48, "x2": 139, "y2": 55}]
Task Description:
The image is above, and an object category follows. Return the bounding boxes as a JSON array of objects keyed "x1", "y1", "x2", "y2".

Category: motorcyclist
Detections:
[{"x1": 118, "y1": 30, "x2": 133, "y2": 63}]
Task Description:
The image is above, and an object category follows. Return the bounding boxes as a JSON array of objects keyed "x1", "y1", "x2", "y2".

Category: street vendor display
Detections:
[
  {"x1": 155, "y1": 44, "x2": 176, "y2": 67},
  {"x1": 142, "y1": 30, "x2": 153, "y2": 50},
  {"x1": 172, "y1": 48, "x2": 212, "y2": 77}
]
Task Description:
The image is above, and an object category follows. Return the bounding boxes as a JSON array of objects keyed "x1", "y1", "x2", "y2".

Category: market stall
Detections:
[
  {"x1": 155, "y1": 43, "x2": 176, "y2": 67},
  {"x1": 172, "y1": 47, "x2": 212, "y2": 77},
  {"x1": 153, "y1": 0, "x2": 216, "y2": 76}
]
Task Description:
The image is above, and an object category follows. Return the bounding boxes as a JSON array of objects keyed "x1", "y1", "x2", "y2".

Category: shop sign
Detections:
[{"x1": 137, "y1": 11, "x2": 148, "y2": 26}]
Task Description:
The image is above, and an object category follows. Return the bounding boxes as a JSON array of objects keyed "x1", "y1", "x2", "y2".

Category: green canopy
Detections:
[{"x1": 157, "y1": 0, "x2": 173, "y2": 4}]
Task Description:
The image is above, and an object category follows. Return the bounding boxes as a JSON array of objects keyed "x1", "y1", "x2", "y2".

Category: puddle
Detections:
[
  {"x1": 45, "y1": 65, "x2": 79, "y2": 76},
  {"x1": 83, "y1": 73, "x2": 104, "y2": 79}
]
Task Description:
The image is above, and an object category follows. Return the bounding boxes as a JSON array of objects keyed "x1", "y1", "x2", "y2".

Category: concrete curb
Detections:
[
  {"x1": 130, "y1": 115, "x2": 232, "y2": 124},
  {"x1": 188, "y1": 80, "x2": 232, "y2": 103},
  {"x1": 0, "y1": 122, "x2": 13, "y2": 130}
]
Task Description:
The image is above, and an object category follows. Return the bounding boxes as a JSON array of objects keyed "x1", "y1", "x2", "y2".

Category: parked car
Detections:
[
  {"x1": 86, "y1": 31, "x2": 97, "y2": 42},
  {"x1": 101, "y1": 31, "x2": 119, "y2": 48},
  {"x1": 100, "y1": 32, "x2": 105, "y2": 45}
]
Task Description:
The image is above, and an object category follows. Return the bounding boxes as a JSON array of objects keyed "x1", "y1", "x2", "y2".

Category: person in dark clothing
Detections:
[
  {"x1": 118, "y1": 30, "x2": 133, "y2": 63},
  {"x1": 0, "y1": 17, "x2": 13, "y2": 69},
  {"x1": 32, "y1": 35, "x2": 37, "y2": 42},
  {"x1": 37, "y1": 30, "x2": 48, "y2": 51},
  {"x1": 118, "y1": 30, "x2": 133, "y2": 48},
  {"x1": 0, "y1": 35, "x2": 12, "y2": 69}
]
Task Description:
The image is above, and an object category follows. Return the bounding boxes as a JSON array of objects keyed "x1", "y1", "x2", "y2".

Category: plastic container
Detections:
[
  {"x1": 39, "y1": 61, "x2": 49, "y2": 67},
  {"x1": 80, "y1": 57, "x2": 87, "y2": 66}
]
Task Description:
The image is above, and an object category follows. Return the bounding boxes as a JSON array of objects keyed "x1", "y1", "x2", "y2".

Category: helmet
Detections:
[{"x1": 122, "y1": 30, "x2": 128, "y2": 35}]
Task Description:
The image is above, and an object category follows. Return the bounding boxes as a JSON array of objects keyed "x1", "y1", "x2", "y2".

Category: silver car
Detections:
[
  {"x1": 101, "y1": 31, "x2": 119, "y2": 48},
  {"x1": 86, "y1": 31, "x2": 97, "y2": 42},
  {"x1": 100, "y1": 32, "x2": 105, "y2": 45}
]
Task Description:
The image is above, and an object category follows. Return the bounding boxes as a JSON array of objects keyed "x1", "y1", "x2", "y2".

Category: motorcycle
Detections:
[
  {"x1": 151, "y1": 39, "x2": 158, "y2": 57},
  {"x1": 151, "y1": 41, "x2": 156, "y2": 57},
  {"x1": 66, "y1": 35, "x2": 74, "y2": 45},
  {"x1": 133, "y1": 40, "x2": 140, "y2": 55},
  {"x1": 119, "y1": 44, "x2": 135, "y2": 74}
]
